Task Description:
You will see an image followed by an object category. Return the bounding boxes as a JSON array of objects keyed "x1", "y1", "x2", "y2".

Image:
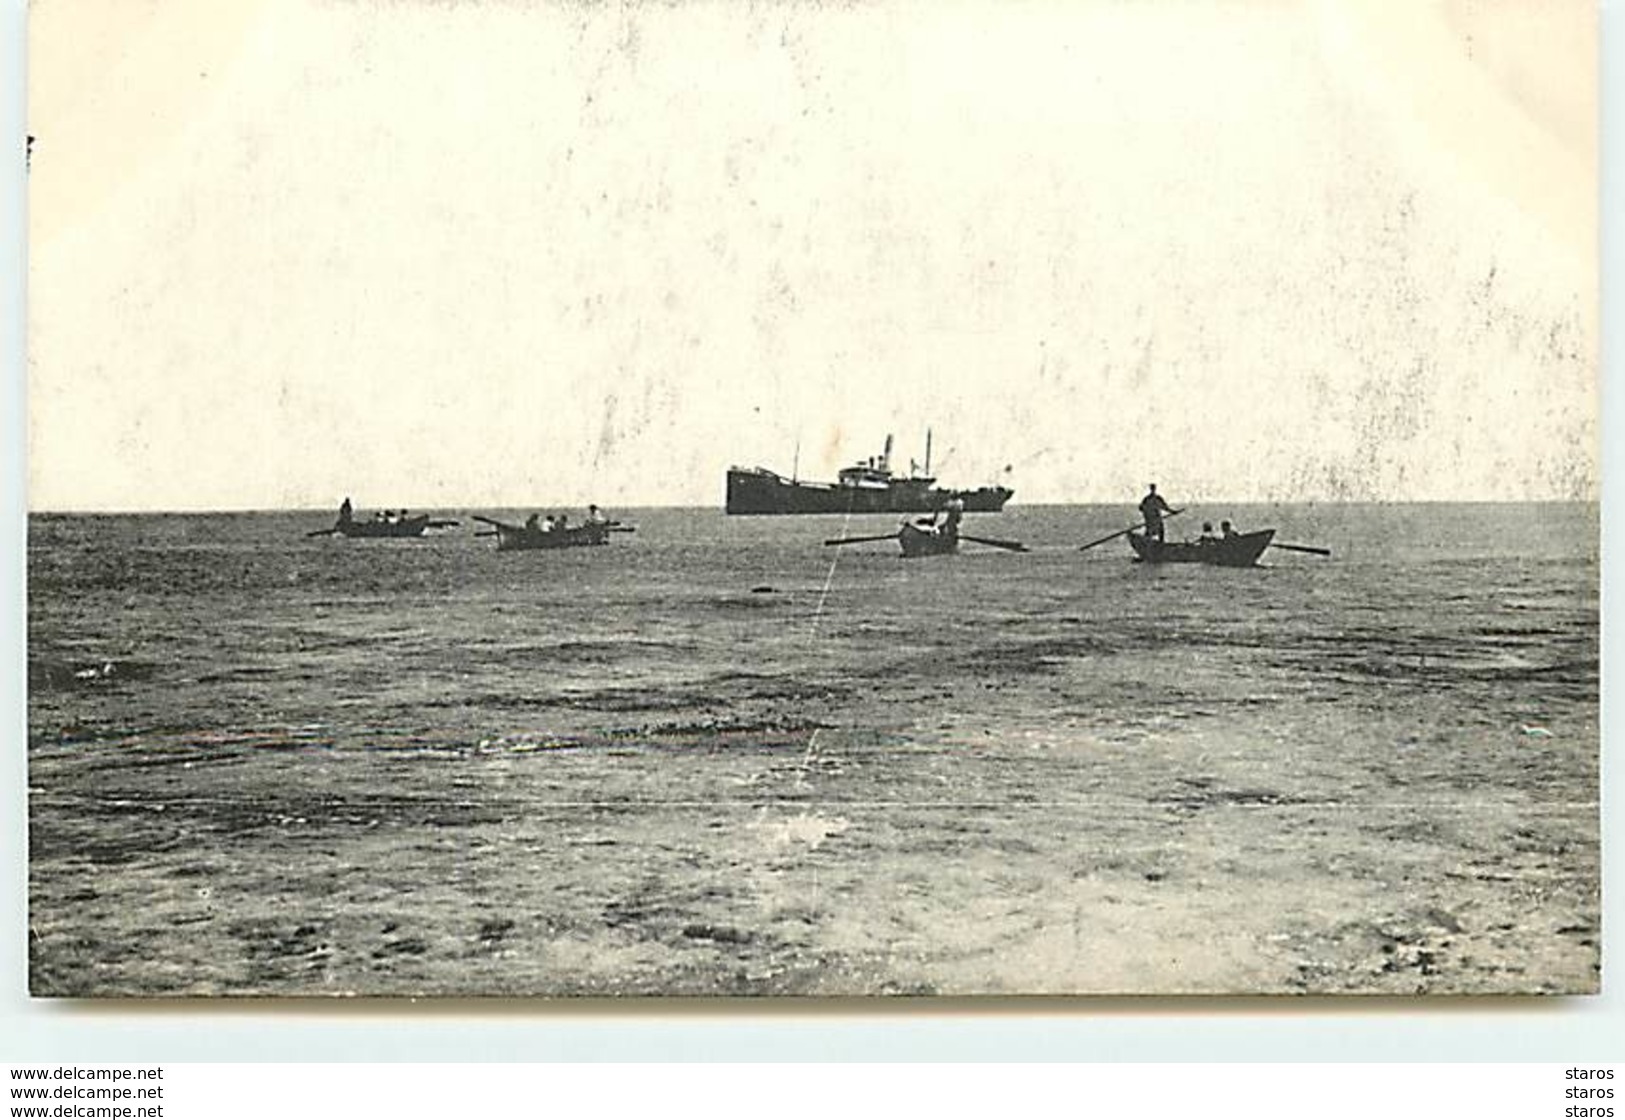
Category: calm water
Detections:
[
  {"x1": 26, "y1": 502, "x2": 1600, "y2": 995},
  {"x1": 27, "y1": 503, "x2": 1599, "y2": 751}
]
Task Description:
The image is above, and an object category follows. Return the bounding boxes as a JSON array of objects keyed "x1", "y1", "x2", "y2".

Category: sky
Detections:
[{"x1": 26, "y1": 0, "x2": 1598, "y2": 511}]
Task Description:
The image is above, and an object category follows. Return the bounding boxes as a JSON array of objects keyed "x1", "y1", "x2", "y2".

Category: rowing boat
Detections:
[
  {"x1": 474, "y1": 515, "x2": 616, "y2": 552},
  {"x1": 310, "y1": 499, "x2": 458, "y2": 539},
  {"x1": 1128, "y1": 528, "x2": 1274, "y2": 567},
  {"x1": 334, "y1": 515, "x2": 434, "y2": 539},
  {"x1": 898, "y1": 519, "x2": 958, "y2": 558},
  {"x1": 824, "y1": 508, "x2": 1024, "y2": 557}
]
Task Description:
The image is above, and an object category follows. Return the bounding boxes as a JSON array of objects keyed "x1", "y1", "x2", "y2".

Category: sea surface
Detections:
[{"x1": 26, "y1": 503, "x2": 1600, "y2": 996}]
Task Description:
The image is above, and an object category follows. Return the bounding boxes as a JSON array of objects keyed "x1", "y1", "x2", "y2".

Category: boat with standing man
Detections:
[
  {"x1": 1079, "y1": 488, "x2": 1328, "y2": 566},
  {"x1": 309, "y1": 498, "x2": 457, "y2": 539}
]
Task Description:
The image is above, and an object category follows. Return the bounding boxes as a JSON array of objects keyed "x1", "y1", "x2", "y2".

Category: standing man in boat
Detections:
[
  {"x1": 338, "y1": 497, "x2": 353, "y2": 527},
  {"x1": 940, "y1": 497, "x2": 965, "y2": 542},
  {"x1": 1139, "y1": 484, "x2": 1174, "y2": 542}
]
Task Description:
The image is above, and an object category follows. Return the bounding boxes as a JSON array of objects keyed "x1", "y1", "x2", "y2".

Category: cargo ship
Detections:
[{"x1": 725, "y1": 432, "x2": 1013, "y2": 515}]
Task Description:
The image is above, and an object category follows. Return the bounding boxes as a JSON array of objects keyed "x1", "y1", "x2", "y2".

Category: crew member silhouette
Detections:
[{"x1": 1139, "y1": 484, "x2": 1173, "y2": 542}]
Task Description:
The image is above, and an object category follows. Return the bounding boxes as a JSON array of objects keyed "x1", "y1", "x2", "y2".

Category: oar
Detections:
[
  {"x1": 1077, "y1": 508, "x2": 1183, "y2": 552},
  {"x1": 960, "y1": 533, "x2": 1028, "y2": 553},
  {"x1": 471, "y1": 515, "x2": 511, "y2": 529},
  {"x1": 824, "y1": 532, "x2": 902, "y2": 547},
  {"x1": 426, "y1": 519, "x2": 460, "y2": 529},
  {"x1": 607, "y1": 526, "x2": 637, "y2": 533},
  {"x1": 305, "y1": 528, "x2": 337, "y2": 538},
  {"x1": 475, "y1": 530, "x2": 498, "y2": 538},
  {"x1": 1270, "y1": 542, "x2": 1331, "y2": 557}
]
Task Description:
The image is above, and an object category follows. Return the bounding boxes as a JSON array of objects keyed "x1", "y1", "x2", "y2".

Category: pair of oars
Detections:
[{"x1": 823, "y1": 529, "x2": 1029, "y2": 552}]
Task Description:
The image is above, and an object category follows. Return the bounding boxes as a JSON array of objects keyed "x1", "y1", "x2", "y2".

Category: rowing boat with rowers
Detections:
[
  {"x1": 899, "y1": 518, "x2": 959, "y2": 558},
  {"x1": 1127, "y1": 528, "x2": 1276, "y2": 567},
  {"x1": 307, "y1": 499, "x2": 458, "y2": 539},
  {"x1": 472, "y1": 513, "x2": 632, "y2": 552},
  {"x1": 824, "y1": 502, "x2": 1027, "y2": 558}
]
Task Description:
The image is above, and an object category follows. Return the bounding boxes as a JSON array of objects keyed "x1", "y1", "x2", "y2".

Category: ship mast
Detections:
[{"x1": 924, "y1": 428, "x2": 932, "y2": 477}]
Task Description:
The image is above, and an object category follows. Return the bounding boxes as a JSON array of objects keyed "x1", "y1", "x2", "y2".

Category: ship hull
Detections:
[{"x1": 725, "y1": 468, "x2": 1011, "y2": 515}]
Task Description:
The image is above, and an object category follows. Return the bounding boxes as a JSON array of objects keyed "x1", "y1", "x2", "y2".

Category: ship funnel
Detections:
[{"x1": 882, "y1": 434, "x2": 893, "y2": 470}]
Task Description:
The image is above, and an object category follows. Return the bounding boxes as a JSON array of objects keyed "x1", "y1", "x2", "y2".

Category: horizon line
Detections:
[{"x1": 24, "y1": 497, "x2": 1603, "y2": 517}]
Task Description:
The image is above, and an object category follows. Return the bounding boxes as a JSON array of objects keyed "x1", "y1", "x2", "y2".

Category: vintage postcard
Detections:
[{"x1": 27, "y1": 0, "x2": 1597, "y2": 996}]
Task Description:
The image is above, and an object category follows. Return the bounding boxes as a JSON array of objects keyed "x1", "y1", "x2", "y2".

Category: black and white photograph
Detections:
[{"x1": 26, "y1": 0, "x2": 1598, "y2": 998}]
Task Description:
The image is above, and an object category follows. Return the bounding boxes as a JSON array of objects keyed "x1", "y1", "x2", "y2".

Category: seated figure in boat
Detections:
[
  {"x1": 1221, "y1": 519, "x2": 1238, "y2": 539},
  {"x1": 586, "y1": 504, "x2": 609, "y2": 525},
  {"x1": 1199, "y1": 521, "x2": 1217, "y2": 545},
  {"x1": 525, "y1": 513, "x2": 541, "y2": 532}
]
